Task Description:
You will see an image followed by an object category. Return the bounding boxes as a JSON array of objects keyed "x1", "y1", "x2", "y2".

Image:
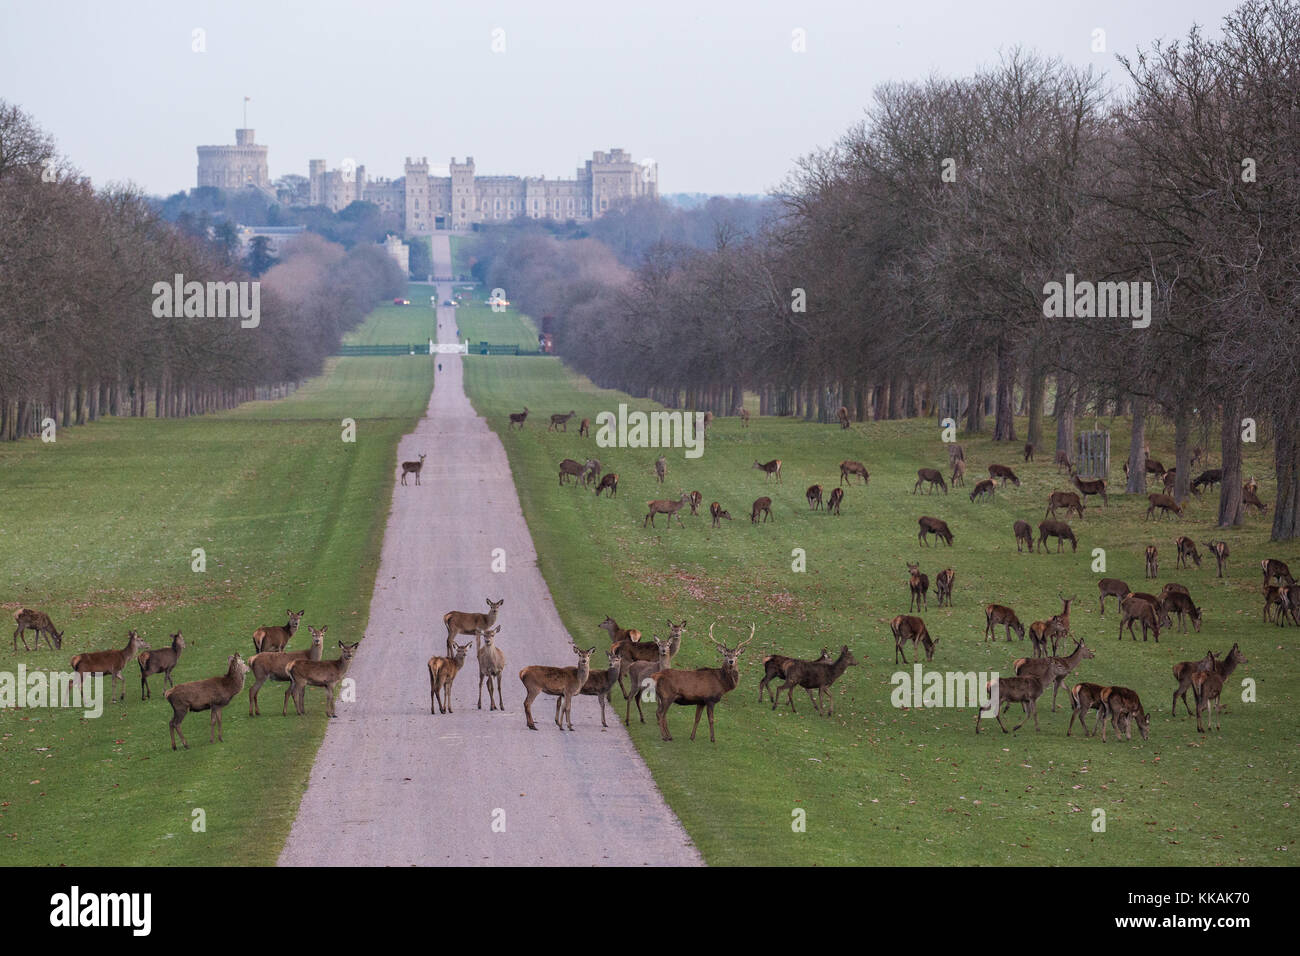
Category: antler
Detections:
[
  {"x1": 708, "y1": 622, "x2": 725, "y2": 650},
  {"x1": 737, "y1": 623, "x2": 755, "y2": 650}
]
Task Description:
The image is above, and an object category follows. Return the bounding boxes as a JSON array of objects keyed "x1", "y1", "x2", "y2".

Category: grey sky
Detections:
[{"x1": 1, "y1": 0, "x2": 1236, "y2": 197}]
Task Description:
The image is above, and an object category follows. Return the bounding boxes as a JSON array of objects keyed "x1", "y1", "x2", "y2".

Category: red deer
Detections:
[
  {"x1": 575, "y1": 650, "x2": 623, "y2": 730},
  {"x1": 751, "y1": 496, "x2": 774, "y2": 524},
  {"x1": 1070, "y1": 471, "x2": 1109, "y2": 506},
  {"x1": 1038, "y1": 520, "x2": 1077, "y2": 553},
  {"x1": 1160, "y1": 591, "x2": 1202, "y2": 633},
  {"x1": 702, "y1": 411, "x2": 714, "y2": 435},
  {"x1": 1028, "y1": 620, "x2": 1051, "y2": 658},
  {"x1": 1190, "y1": 446, "x2": 1203, "y2": 468},
  {"x1": 988, "y1": 464, "x2": 1020, "y2": 487},
  {"x1": 610, "y1": 619, "x2": 683, "y2": 697},
  {"x1": 1261, "y1": 558, "x2": 1295, "y2": 587},
  {"x1": 252, "y1": 609, "x2": 305, "y2": 655},
  {"x1": 1046, "y1": 491, "x2": 1084, "y2": 519},
  {"x1": 891, "y1": 616, "x2": 936, "y2": 665},
  {"x1": 1125, "y1": 456, "x2": 1167, "y2": 481},
  {"x1": 648, "y1": 624, "x2": 752, "y2": 742},
  {"x1": 645, "y1": 491, "x2": 690, "y2": 528},
  {"x1": 947, "y1": 443, "x2": 965, "y2": 466},
  {"x1": 1174, "y1": 536, "x2": 1200, "y2": 569},
  {"x1": 558, "y1": 458, "x2": 585, "y2": 486},
  {"x1": 1119, "y1": 594, "x2": 1163, "y2": 642},
  {"x1": 935, "y1": 568, "x2": 955, "y2": 607},
  {"x1": 976, "y1": 673, "x2": 1047, "y2": 734},
  {"x1": 753, "y1": 459, "x2": 782, "y2": 483},
  {"x1": 1055, "y1": 449, "x2": 1072, "y2": 472},
  {"x1": 758, "y1": 648, "x2": 832, "y2": 702},
  {"x1": 580, "y1": 458, "x2": 602, "y2": 487},
  {"x1": 951, "y1": 457, "x2": 966, "y2": 487},
  {"x1": 508, "y1": 407, "x2": 529, "y2": 430},
  {"x1": 428, "y1": 641, "x2": 473, "y2": 715},
  {"x1": 1145, "y1": 544, "x2": 1159, "y2": 578},
  {"x1": 444, "y1": 598, "x2": 504, "y2": 655},
  {"x1": 840, "y1": 460, "x2": 869, "y2": 486},
  {"x1": 519, "y1": 643, "x2": 598, "y2": 732},
  {"x1": 655, "y1": 455, "x2": 667, "y2": 484},
  {"x1": 71, "y1": 630, "x2": 150, "y2": 703},
  {"x1": 1191, "y1": 469, "x2": 1221, "y2": 494},
  {"x1": 907, "y1": 562, "x2": 929, "y2": 611},
  {"x1": 400, "y1": 453, "x2": 427, "y2": 486},
  {"x1": 1048, "y1": 595, "x2": 1075, "y2": 655},
  {"x1": 710, "y1": 501, "x2": 732, "y2": 527},
  {"x1": 1262, "y1": 584, "x2": 1289, "y2": 624},
  {"x1": 1097, "y1": 578, "x2": 1130, "y2": 614},
  {"x1": 806, "y1": 484, "x2": 824, "y2": 510},
  {"x1": 1203, "y1": 540, "x2": 1228, "y2": 577},
  {"x1": 1023, "y1": 443, "x2": 1034, "y2": 462},
  {"x1": 165, "y1": 653, "x2": 249, "y2": 750},
  {"x1": 624, "y1": 636, "x2": 675, "y2": 724},
  {"x1": 827, "y1": 487, "x2": 844, "y2": 514},
  {"x1": 594, "y1": 472, "x2": 619, "y2": 497},
  {"x1": 247, "y1": 625, "x2": 326, "y2": 716},
  {"x1": 836, "y1": 405, "x2": 851, "y2": 429},
  {"x1": 12, "y1": 608, "x2": 64, "y2": 651},
  {"x1": 476, "y1": 625, "x2": 506, "y2": 711},
  {"x1": 913, "y1": 468, "x2": 947, "y2": 495},
  {"x1": 287, "y1": 641, "x2": 359, "y2": 717},
  {"x1": 1242, "y1": 483, "x2": 1268, "y2": 513},
  {"x1": 1161, "y1": 468, "x2": 1177, "y2": 493},
  {"x1": 1146, "y1": 493, "x2": 1183, "y2": 520},
  {"x1": 1172, "y1": 649, "x2": 1218, "y2": 716},
  {"x1": 737, "y1": 407, "x2": 750, "y2": 427},
  {"x1": 918, "y1": 516, "x2": 953, "y2": 547},
  {"x1": 688, "y1": 490, "x2": 703, "y2": 516},
  {"x1": 138, "y1": 631, "x2": 186, "y2": 701},
  {"x1": 772, "y1": 645, "x2": 857, "y2": 715},
  {"x1": 1067, "y1": 681, "x2": 1106, "y2": 736},
  {"x1": 578, "y1": 417, "x2": 590, "y2": 437},
  {"x1": 1013, "y1": 520, "x2": 1035, "y2": 553},
  {"x1": 984, "y1": 604, "x2": 1025, "y2": 641},
  {"x1": 547, "y1": 410, "x2": 577, "y2": 432},
  {"x1": 598, "y1": 615, "x2": 642, "y2": 647},
  {"x1": 1013, "y1": 639, "x2": 1094, "y2": 711},
  {"x1": 969, "y1": 478, "x2": 995, "y2": 502},
  {"x1": 1097, "y1": 686, "x2": 1151, "y2": 742},
  {"x1": 1191, "y1": 643, "x2": 1248, "y2": 733}
]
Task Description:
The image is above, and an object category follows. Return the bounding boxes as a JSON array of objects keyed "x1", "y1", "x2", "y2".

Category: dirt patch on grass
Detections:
[{"x1": 626, "y1": 565, "x2": 807, "y2": 620}]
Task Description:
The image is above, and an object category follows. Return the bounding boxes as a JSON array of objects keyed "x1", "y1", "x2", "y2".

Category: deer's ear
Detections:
[{"x1": 320, "y1": 626, "x2": 327, "y2": 633}]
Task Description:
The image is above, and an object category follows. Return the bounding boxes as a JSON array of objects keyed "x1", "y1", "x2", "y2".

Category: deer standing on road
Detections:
[
  {"x1": 444, "y1": 598, "x2": 504, "y2": 656},
  {"x1": 428, "y1": 641, "x2": 472, "y2": 715},
  {"x1": 400, "y1": 453, "x2": 427, "y2": 485},
  {"x1": 476, "y1": 625, "x2": 506, "y2": 711},
  {"x1": 287, "y1": 641, "x2": 359, "y2": 717},
  {"x1": 519, "y1": 644, "x2": 597, "y2": 731}
]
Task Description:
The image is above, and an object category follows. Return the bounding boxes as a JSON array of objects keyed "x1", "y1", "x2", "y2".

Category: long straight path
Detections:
[{"x1": 279, "y1": 235, "x2": 700, "y2": 866}]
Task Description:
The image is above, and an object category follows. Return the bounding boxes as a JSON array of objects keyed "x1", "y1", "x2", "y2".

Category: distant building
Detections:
[
  {"x1": 197, "y1": 129, "x2": 271, "y2": 195},
  {"x1": 383, "y1": 234, "x2": 410, "y2": 274},
  {"x1": 236, "y1": 224, "x2": 305, "y2": 255}
]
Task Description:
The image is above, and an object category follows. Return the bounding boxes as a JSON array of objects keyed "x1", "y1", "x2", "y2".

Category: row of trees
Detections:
[
  {"x1": 470, "y1": 0, "x2": 1300, "y2": 539},
  {"x1": 0, "y1": 102, "x2": 405, "y2": 441}
]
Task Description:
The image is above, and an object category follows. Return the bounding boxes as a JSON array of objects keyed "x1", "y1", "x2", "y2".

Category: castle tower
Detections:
[
  {"x1": 450, "y1": 156, "x2": 476, "y2": 229},
  {"x1": 197, "y1": 128, "x2": 270, "y2": 190},
  {"x1": 404, "y1": 156, "x2": 430, "y2": 233},
  {"x1": 308, "y1": 159, "x2": 326, "y2": 205}
]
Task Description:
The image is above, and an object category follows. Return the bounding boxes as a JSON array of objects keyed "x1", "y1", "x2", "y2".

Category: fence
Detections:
[
  {"x1": 1075, "y1": 429, "x2": 1110, "y2": 479},
  {"x1": 336, "y1": 343, "x2": 545, "y2": 357}
]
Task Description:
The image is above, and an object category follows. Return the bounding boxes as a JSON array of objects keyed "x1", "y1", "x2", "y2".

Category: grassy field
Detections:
[
  {"x1": 453, "y1": 297, "x2": 539, "y2": 351},
  {"x1": 341, "y1": 283, "x2": 438, "y2": 345},
  {"x1": 0, "y1": 309, "x2": 433, "y2": 865},
  {"x1": 461, "y1": 353, "x2": 1298, "y2": 866}
]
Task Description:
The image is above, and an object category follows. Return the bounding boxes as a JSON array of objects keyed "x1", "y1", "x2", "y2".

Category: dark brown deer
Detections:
[
  {"x1": 1190, "y1": 446, "x2": 1203, "y2": 468},
  {"x1": 644, "y1": 491, "x2": 690, "y2": 528},
  {"x1": 951, "y1": 457, "x2": 966, "y2": 487},
  {"x1": 758, "y1": 648, "x2": 832, "y2": 702},
  {"x1": 988, "y1": 464, "x2": 1020, "y2": 487},
  {"x1": 1038, "y1": 520, "x2": 1077, "y2": 553},
  {"x1": 1203, "y1": 540, "x2": 1228, "y2": 577},
  {"x1": 969, "y1": 478, "x2": 995, "y2": 502},
  {"x1": 1146, "y1": 493, "x2": 1183, "y2": 520},
  {"x1": 507, "y1": 407, "x2": 529, "y2": 430},
  {"x1": 1191, "y1": 643, "x2": 1248, "y2": 733},
  {"x1": 1261, "y1": 558, "x2": 1295, "y2": 587},
  {"x1": 1145, "y1": 544, "x2": 1159, "y2": 579},
  {"x1": 1046, "y1": 491, "x2": 1084, "y2": 519},
  {"x1": 252, "y1": 609, "x2": 305, "y2": 655},
  {"x1": 598, "y1": 615, "x2": 642, "y2": 647},
  {"x1": 1242, "y1": 483, "x2": 1268, "y2": 514},
  {"x1": 165, "y1": 653, "x2": 249, "y2": 750},
  {"x1": 578, "y1": 417, "x2": 590, "y2": 437},
  {"x1": 1013, "y1": 519, "x2": 1035, "y2": 553},
  {"x1": 1055, "y1": 449, "x2": 1072, "y2": 472},
  {"x1": 687, "y1": 490, "x2": 703, "y2": 516},
  {"x1": 1013, "y1": 638, "x2": 1092, "y2": 711},
  {"x1": 648, "y1": 624, "x2": 752, "y2": 742},
  {"x1": 400, "y1": 453, "x2": 427, "y2": 486},
  {"x1": 12, "y1": 608, "x2": 64, "y2": 651},
  {"x1": 751, "y1": 496, "x2": 773, "y2": 524},
  {"x1": 737, "y1": 407, "x2": 750, "y2": 427},
  {"x1": 840, "y1": 460, "x2": 869, "y2": 486},
  {"x1": 1028, "y1": 620, "x2": 1051, "y2": 658},
  {"x1": 702, "y1": 411, "x2": 713, "y2": 435},
  {"x1": 71, "y1": 630, "x2": 150, "y2": 703},
  {"x1": 918, "y1": 516, "x2": 953, "y2": 547},
  {"x1": 836, "y1": 405, "x2": 851, "y2": 429},
  {"x1": 1262, "y1": 584, "x2": 1289, "y2": 624},
  {"x1": 976, "y1": 673, "x2": 1047, "y2": 734},
  {"x1": 1191, "y1": 468, "x2": 1221, "y2": 494},
  {"x1": 580, "y1": 458, "x2": 602, "y2": 487},
  {"x1": 907, "y1": 562, "x2": 929, "y2": 612},
  {"x1": 575, "y1": 650, "x2": 622, "y2": 730},
  {"x1": 1067, "y1": 681, "x2": 1106, "y2": 736},
  {"x1": 1070, "y1": 471, "x2": 1109, "y2": 506},
  {"x1": 806, "y1": 484, "x2": 824, "y2": 510},
  {"x1": 1174, "y1": 536, "x2": 1200, "y2": 570},
  {"x1": 476, "y1": 625, "x2": 506, "y2": 711},
  {"x1": 891, "y1": 616, "x2": 936, "y2": 665},
  {"x1": 428, "y1": 640, "x2": 473, "y2": 715},
  {"x1": 1097, "y1": 686, "x2": 1151, "y2": 742},
  {"x1": 1172, "y1": 649, "x2": 1218, "y2": 716},
  {"x1": 753, "y1": 459, "x2": 782, "y2": 483},
  {"x1": 827, "y1": 487, "x2": 844, "y2": 514},
  {"x1": 558, "y1": 458, "x2": 585, "y2": 486},
  {"x1": 772, "y1": 645, "x2": 857, "y2": 715},
  {"x1": 247, "y1": 624, "x2": 326, "y2": 716},
  {"x1": 914, "y1": 468, "x2": 948, "y2": 494},
  {"x1": 1097, "y1": 578, "x2": 1130, "y2": 614},
  {"x1": 1160, "y1": 591, "x2": 1202, "y2": 633},
  {"x1": 655, "y1": 455, "x2": 667, "y2": 484},
  {"x1": 624, "y1": 636, "x2": 674, "y2": 724},
  {"x1": 609, "y1": 619, "x2": 683, "y2": 698},
  {"x1": 594, "y1": 472, "x2": 619, "y2": 497},
  {"x1": 1024, "y1": 443, "x2": 1034, "y2": 462},
  {"x1": 1047, "y1": 595, "x2": 1076, "y2": 655},
  {"x1": 287, "y1": 641, "x2": 359, "y2": 717},
  {"x1": 1119, "y1": 594, "x2": 1163, "y2": 642},
  {"x1": 710, "y1": 501, "x2": 732, "y2": 527},
  {"x1": 935, "y1": 568, "x2": 955, "y2": 607},
  {"x1": 984, "y1": 604, "x2": 1025, "y2": 641},
  {"x1": 547, "y1": 410, "x2": 577, "y2": 432},
  {"x1": 444, "y1": 598, "x2": 504, "y2": 655},
  {"x1": 138, "y1": 631, "x2": 186, "y2": 701}
]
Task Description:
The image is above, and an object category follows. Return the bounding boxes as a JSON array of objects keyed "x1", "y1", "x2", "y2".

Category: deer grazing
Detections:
[
  {"x1": 1037, "y1": 519, "x2": 1077, "y2": 553},
  {"x1": 753, "y1": 459, "x2": 782, "y2": 483},
  {"x1": 976, "y1": 673, "x2": 1047, "y2": 734},
  {"x1": 935, "y1": 568, "x2": 955, "y2": 607},
  {"x1": 1174, "y1": 536, "x2": 1200, "y2": 570},
  {"x1": 1204, "y1": 540, "x2": 1229, "y2": 577},
  {"x1": 772, "y1": 645, "x2": 857, "y2": 715},
  {"x1": 247, "y1": 624, "x2": 326, "y2": 716},
  {"x1": 918, "y1": 516, "x2": 953, "y2": 547},
  {"x1": 827, "y1": 487, "x2": 844, "y2": 514},
  {"x1": 644, "y1": 491, "x2": 691, "y2": 528},
  {"x1": 1070, "y1": 471, "x2": 1109, "y2": 506},
  {"x1": 165, "y1": 653, "x2": 249, "y2": 750},
  {"x1": 655, "y1": 455, "x2": 667, "y2": 483},
  {"x1": 737, "y1": 407, "x2": 750, "y2": 427},
  {"x1": 1262, "y1": 584, "x2": 1289, "y2": 623},
  {"x1": 444, "y1": 598, "x2": 504, "y2": 656},
  {"x1": 806, "y1": 484, "x2": 824, "y2": 510},
  {"x1": 1055, "y1": 449, "x2": 1072, "y2": 473},
  {"x1": 1261, "y1": 558, "x2": 1295, "y2": 587},
  {"x1": 1191, "y1": 468, "x2": 1222, "y2": 494},
  {"x1": 1012, "y1": 639, "x2": 1092, "y2": 712},
  {"x1": 1097, "y1": 686, "x2": 1151, "y2": 742},
  {"x1": 751, "y1": 496, "x2": 774, "y2": 523},
  {"x1": 476, "y1": 625, "x2": 506, "y2": 711},
  {"x1": 520, "y1": 643, "x2": 597, "y2": 731},
  {"x1": 1024, "y1": 443, "x2": 1034, "y2": 462},
  {"x1": 575, "y1": 650, "x2": 622, "y2": 730},
  {"x1": 907, "y1": 562, "x2": 929, "y2": 612},
  {"x1": 1242, "y1": 483, "x2": 1268, "y2": 513},
  {"x1": 836, "y1": 405, "x2": 851, "y2": 429},
  {"x1": 1192, "y1": 643, "x2": 1248, "y2": 733},
  {"x1": 951, "y1": 457, "x2": 966, "y2": 487},
  {"x1": 647, "y1": 623, "x2": 752, "y2": 742},
  {"x1": 1097, "y1": 578, "x2": 1131, "y2": 614},
  {"x1": 624, "y1": 636, "x2": 674, "y2": 724},
  {"x1": 611, "y1": 619, "x2": 684, "y2": 697},
  {"x1": 913, "y1": 468, "x2": 948, "y2": 494},
  {"x1": 1013, "y1": 520, "x2": 1035, "y2": 553},
  {"x1": 1067, "y1": 682, "x2": 1106, "y2": 736},
  {"x1": 758, "y1": 648, "x2": 832, "y2": 702},
  {"x1": 1046, "y1": 491, "x2": 1084, "y2": 519},
  {"x1": 891, "y1": 616, "x2": 936, "y2": 665},
  {"x1": 1160, "y1": 591, "x2": 1202, "y2": 632},
  {"x1": 1172, "y1": 649, "x2": 1218, "y2": 716},
  {"x1": 1119, "y1": 593, "x2": 1164, "y2": 642},
  {"x1": 508, "y1": 407, "x2": 529, "y2": 430},
  {"x1": 548, "y1": 410, "x2": 577, "y2": 432},
  {"x1": 710, "y1": 501, "x2": 732, "y2": 527},
  {"x1": 1145, "y1": 544, "x2": 1159, "y2": 578},
  {"x1": 559, "y1": 458, "x2": 585, "y2": 486},
  {"x1": 12, "y1": 608, "x2": 64, "y2": 651},
  {"x1": 138, "y1": 631, "x2": 186, "y2": 701},
  {"x1": 688, "y1": 490, "x2": 703, "y2": 516},
  {"x1": 988, "y1": 464, "x2": 1020, "y2": 487},
  {"x1": 1146, "y1": 493, "x2": 1184, "y2": 520},
  {"x1": 581, "y1": 459, "x2": 603, "y2": 487},
  {"x1": 984, "y1": 604, "x2": 1025, "y2": 642},
  {"x1": 840, "y1": 460, "x2": 869, "y2": 486},
  {"x1": 287, "y1": 641, "x2": 359, "y2": 717},
  {"x1": 969, "y1": 478, "x2": 995, "y2": 502},
  {"x1": 400, "y1": 453, "x2": 427, "y2": 486},
  {"x1": 579, "y1": 417, "x2": 590, "y2": 437},
  {"x1": 71, "y1": 630, "x2": 150, "y2": 703},
  {"x1": 252, "y1": 609, "x2": 305, "y2": 655},
  {"x1": 594, "y1": 473, "x2": 618, "y2": 497},
  {"x1": 427, "y1": 640, "x2": 472, "y2": 714}
]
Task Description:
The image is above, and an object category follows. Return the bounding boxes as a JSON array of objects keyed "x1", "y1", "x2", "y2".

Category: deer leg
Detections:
[
  {"x1": 478, "y1": 673, "x2": 485, "y2": 710},
  {"x1": 524, "y1": 689, "x2": 538, "y2": 730},
  {"x1": 210, "y1": 709, "x2": 219, "y2": 744},
  {"x1": 822, "y1": 687, "x2": 833, "y2": 716},
  {"x1": 171, "y1": 710, "x2": 189, "y2": 750},
  {"x1": 657, "y1": 697, "x2": 672, "y2": 741},
  {"x1": 285, "y1": 682, "x2": 296, "y2": 716},
  {"x1": 805, "y1": 687, "x2": 820, "y2": 713},
  {"x1": 141, "y1": 671, "x2": 149, "y2": 701},
  {"x1": 250, "y1": 675, "x2": 267, "y2": 716}
]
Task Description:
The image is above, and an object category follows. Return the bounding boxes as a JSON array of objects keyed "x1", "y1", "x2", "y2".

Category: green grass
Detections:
[
  {"x1": 449, "y1": 234, "x2": 473, "y2": 278},
  {"x1": 452, "y1": 297, "x2": 538, "y2": 350},
  {"x1": 341, "y1": 283, "x2": 438, "y2": 345},
  {"x1": 0, "y1": 313, "x2": 433, "y2": 865},
  {"x1": 461, "y1": 354, "x2": 1299, "y2": 866}
]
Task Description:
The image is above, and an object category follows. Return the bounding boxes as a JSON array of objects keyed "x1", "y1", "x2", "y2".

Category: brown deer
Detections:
[
  {"x1": 913, "y1": 468, "x2": 947, "y2": 494},
  {"x1": 1067, "y1": 681, "x2": 1106, "y2": 736},
  {"x1": 836, "y1": 405, "x2": 851, "y2": 429},
  {"x1": 644, "y1": 491, "x2": 690, "y2": 528},
  {"x1": 1203, "y1": 540, "x2": 1229, "y2": 577},
  {"x1": 737, "y1": 407, "x2": 750, "y2": 427},
  {"x1": 947, "y1": 443, "x2": 965, "y2": 466},
  {"x1": 1162, "y1": 469, "x2": 1178, "y2": 493},
  {"x1": 578, "y1": 417, "x2": 590, "y2": 437},
  {"x1": 165, "y1": 653, "x2": 250, "y2": 750},
  {"x1": 1172, "y1": 649, "x2": 1218, "y2": 716},
  {"x1": 286, "y1": 641, "x2": 359, "y2": 717},
  {"x1": 1012, "y1": 639, "x2": 1093, "y2": 712},
  {"x1": 826, "y1": 487, "x2": 844, "y2": 514},
  {"x1": 1174, "y1": 536, "x2": 1200, "y2": 569},
  {"x1": 507, "y1": 407, "x2": 529, "y2": 430},
  {"x1": 1013, "y1": 519, "x2": 1035, "y2": 553},
  {"x1": 758, "y1": 648, "x2": 831, "y2": 702},
  {"x1": 1047, "y1": 595, "x2": 1075, "y2": 655},
  {"x1": 1027, "y1": 620, "x2": 1051, "y2": 658},
  {"x1": 1192, "y1": 643, "x2": 1248, "y2": 733},
  {"x1": 988, "y1": 464, "x2": 1020, "y2": 487},
  {"x1": 984, "y1": 604, "x2": 1024, "y2": 641},
  {"x1": 247, "y1": 624, "x2": 326, "y2": 716},
  {"x1": 806, "y1": 484, "x2": 824, "y2": 510},
  {"x1": 12, "y1": 608, "x2": 64, "y2": 651},
  {"x1": 400, "y1": 453, "x2": 427, "y2": 486},
  {"x1": 558, "y1": 458, "x2": 585, "y2": 486},
  {"x1": 1037, "y1": 519, "x2": 1077, "y2": 553},
  {"x1": 918, "y1": 516, "x2": 953, "y2": 547},
  {"x1": 687, "y1": 490, "x2": 703, "y2": 516},
  {"x1": 1190, "y1": 446, "x2": 1203, "y2": 468},
  {"x1": 476, "y1": 625, "x2": 506, "y2": 711},
  {"x1": 580, "y1": 458, "x2": 602, "y2": 487},
  {"x1": 1191, "y1": 468, "x2": 1222, "y2": 494},
  {"x1": 648, "y1": 623, "x2": 752, "y2": 742},
  {"x1": 1097, "y1": 686, "x2": 1151, "y2": 742},
  {"x1": 598, "y1": 615, "x2": 642, "y2": 647},
  {"x1": 71, "y1": 630, "x2": 150, "y2": 703},
  {"x1": 702, "y1": 411, "x2": 714, "y2": 435},
  {"x1": 427, "y1": 640, "x2": 472, "y2": 714},
  {"x1": 612, "y1": 619, "x2": 684, "y2": 697},
  {"x1": 138, "y1": 631, "x2": 186, "y2": 701},
  {"x1": 1242, "y1": 483, "x2": 1268, "y2": 514},
  {"x1": 624, "y1": 636, "x2": 674, "y2": 724},
  {"x1": 1119, "y1": 594, "x2": 1163, "y2": 642},
  {"x1": 951, "y1": 457, "x2": 967, "y2": 487},
  {"x1": 753, "y1": 459, "x2": 782, "y2": 483},
  {"x1": 1046, "y1": 491, "x2": 1084, "y2": 519},
  {"x1": 655, "y1": 455, "x2": 667, "y2": 483},
  {"x1": 772, "y1": 645, "x2": 857, "y2": 715},
  {"x1": 1160, "y1": 591, "x2": 1202, "y2": 632},
  {"x1": 891, "y1": 616, "x2": 936, "y2": 665},
  {"x1": 1145, "y1": 544, "x2": 1159, "y2": 578},
  {"x1": 935, "y1": 568, "x2": 955, "y2": 607},
  {"x1": 1145, "y1": 493, "x2": 1183, "y2": 520},
  {"x1": 976, "y1": 673, "x2": 1047, "y2": 734},
  {"x1": 710, "y1": 501, "x2": 732, "y2": 527},
  {"x1": 548, "y1": 410, "x2": 577, "y2": 432},
  {"x1": 575, "y1": 650, "x2": 622, "y2": 730},
  {"x1": 1055, "y1": 449, "x2": 1072, "y2": 472},
  {"x1": 1024, "y1": 443, "x2": 1034, "y2": 462},
  {"x1": 751, "y1": 496, "x2": 774, "y2": 524},
  {"x1": 969, "y1": 478, "x2": 995, "y2": 502},
  {"x1": 1070, "y1": 471, "x2": 1109, "y2": 506},
  {"x1": 907, "y1": 562, "x2": 929, "y2": 612},
  {"x1": 1097, "y1": 578, "x2": 1130, "y2": 614},
  {"x1": 1261, "y1": 558, "x2": 1295, "y2": 587},
  {"x1": 840, "y1": 460, "x2": 869, "y2": 486},
  {"x1": 594, "y1": 473, "x2": 618, "y2": 497},
  {"x1": 519, "y1": 643, "x2": 597, "y2": 731},
  {"x1": 252, "y1": 609, "x2": 305, "y2": 655},
  {"x1": 444, "y1": 598, "x2": 504, "y2": 656}
]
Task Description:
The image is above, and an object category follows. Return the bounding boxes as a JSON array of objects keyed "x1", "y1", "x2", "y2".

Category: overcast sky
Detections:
[{"x1": 1, "y1": 0, "x2": 1238, "y2": 197}]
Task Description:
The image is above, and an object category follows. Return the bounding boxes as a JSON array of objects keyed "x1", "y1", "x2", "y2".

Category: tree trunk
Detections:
[
  {"x1": 1125, "y1": 397, "x2": 1147, "y2": 495},
  {"x1": 1218, "y1": 398, "x2": 1244, "y2": 527},
  {"x1": 1271, "y1": 415, "x2": 1300, "y2": 540},
  {"x1": 1172, "y1": 405, "x2": 1191, "y2": 502},
  {"x1": 1026, "y1": 367, "x2": 1046, "y2": 450}
]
